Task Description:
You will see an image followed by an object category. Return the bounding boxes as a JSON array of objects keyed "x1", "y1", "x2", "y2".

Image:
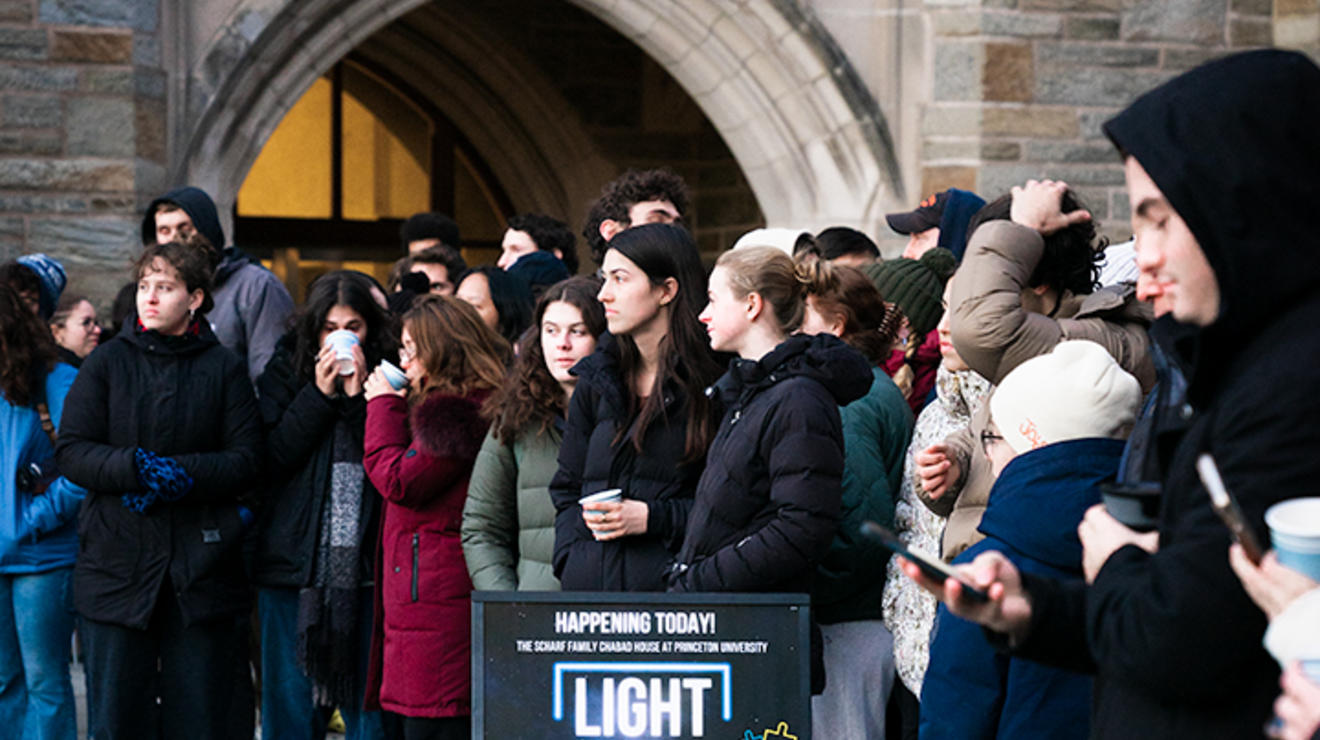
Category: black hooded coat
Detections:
[
  {"x1": 1005, "y1": 50, "x2": 1320, "y2": 739},
  {"x1": 668, "y1": 333, "x2": 872, "y2": 594}
]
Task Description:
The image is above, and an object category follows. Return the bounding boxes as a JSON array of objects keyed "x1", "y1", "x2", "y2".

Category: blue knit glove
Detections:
[{"x1": 124, "y1": 449, "x2": 194, "y2": 513}]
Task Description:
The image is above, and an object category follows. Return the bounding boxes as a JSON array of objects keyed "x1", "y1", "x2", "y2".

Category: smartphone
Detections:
[
  {"x1": 1195, "y1": 454, "x2": 1264, "y2": 564},
  {"x1": 860, "y1": 521, "x2": 989, "y2": 602}
]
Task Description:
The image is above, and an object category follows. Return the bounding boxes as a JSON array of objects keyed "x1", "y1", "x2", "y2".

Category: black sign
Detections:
[{"x1": 472, "y1": 591, "x2": 811, "y2": 739}]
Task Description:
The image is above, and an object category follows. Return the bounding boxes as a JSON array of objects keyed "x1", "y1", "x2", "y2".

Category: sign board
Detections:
[{"x1": 472, "y1": 591, "x2": 811, "y2": 739}]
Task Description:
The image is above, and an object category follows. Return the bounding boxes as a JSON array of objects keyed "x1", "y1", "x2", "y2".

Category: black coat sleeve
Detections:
[
  {"x1": 171, "y1": 353, "x2": 265, "y2": 502},
  {"x1": 671, "y1": 383, "x2": 844, "y2": 592},
  {"x1": 55, "y1": 349, "x2": 139, "y2": 493},
  {"x1": 257, "y1": 363, "x2": 338, "y2": 477},
  {"x1": 549, "y1": 379, "x2": 598, "y2": 582}
]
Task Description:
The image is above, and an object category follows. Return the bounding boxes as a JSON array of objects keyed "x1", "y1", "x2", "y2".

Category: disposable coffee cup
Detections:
[
  {"x1": 1264, "y1": 498, "x2": 1320, "y2": 582},
  {"x1": 324, "y1": 330, "x2": 360, "y2": 376},
  {"x1": 579, "y1": 488, "x2": 622, "y2": 519},
  {"x1": 378, "y1": 359, "x2": 408, "y2": 391}
]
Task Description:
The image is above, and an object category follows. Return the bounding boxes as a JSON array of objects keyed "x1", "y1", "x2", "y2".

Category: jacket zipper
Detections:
[{"x1": 411, "y1": 533, "x2": 419, "y2": 603}]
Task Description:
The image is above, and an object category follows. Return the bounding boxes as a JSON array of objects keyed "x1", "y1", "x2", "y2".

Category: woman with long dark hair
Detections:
[
  {"x1": 361, "y1": 295, "x2": 509, "y2": 740},
  {"x1": 0, "y1": 282, "x2": 85, "y2": 740},
  {"x1": 455, "y1": 266, "x2": 533, "y2": 347},
  {"x1": 463, "y1": 276, "x2": 606, "y2": 591},
  {"x1": 56, "y1": 242, "x2": 263, "y2": 739},
  {"x1": 250, "y1": 271, "x2": 398, "y2": 740},
  {"x1": 549, "y1": 223, "x2": 724, "y2": 592}
]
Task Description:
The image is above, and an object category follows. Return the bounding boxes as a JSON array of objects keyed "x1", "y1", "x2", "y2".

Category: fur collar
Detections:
[{"x1": 409, "y1": 390, "x2": 490, "y2": 460}]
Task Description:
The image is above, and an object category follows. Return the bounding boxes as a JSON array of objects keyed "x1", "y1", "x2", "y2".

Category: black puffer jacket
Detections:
[
  {"x1": 549, "y1": 335, "x2": 709, "y2": 591},
  {"x1": 250, "y1": 335, "x2": 379, "y2": 588},
  {"x1": 1010, "y1": 50, "x2": 1320, "y2": 739},
  {"x1": 56, "y1": 317, "x2": 263, "y2": 629},
  {"x1": 669, "y1": 334, "x2": 872, "y2": 594}
]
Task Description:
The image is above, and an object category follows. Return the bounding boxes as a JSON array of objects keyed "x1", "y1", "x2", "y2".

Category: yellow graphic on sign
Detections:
[{"x1": 760, "y1": 721, "x2": 797, "y2": 739}]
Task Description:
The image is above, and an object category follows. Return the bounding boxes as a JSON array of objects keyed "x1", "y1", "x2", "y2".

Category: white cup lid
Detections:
[
  {"x1": 1265, "y1": 498, "x2": 1320, "y2": 537},
  {"x1": 579, "y1": 488, "x2": 622, "y2": 505}
]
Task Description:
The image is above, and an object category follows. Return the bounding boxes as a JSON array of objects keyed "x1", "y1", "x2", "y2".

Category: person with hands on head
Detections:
[
  {"x1": 250, "y1": 271, "x2": 398, "y2": 740},
  {"x1": 548, "y1": 223, "x2": 724, "y2": 592},
  {"x1": 55, "y1": 242, "x2": 263, "y2": 740},
  {"x1": 360, "y1": 295, "x2": 508, "y2": 740},
  {"x1": 904, "y1": 50, "x2": 1320, "y2": 739}
]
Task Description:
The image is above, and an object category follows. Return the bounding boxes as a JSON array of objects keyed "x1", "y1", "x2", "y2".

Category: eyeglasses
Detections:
[
  {"x1": 980, "y1": 429, "x2": 1005, "y2": 454},
  {"x1": 399, "y1": 345, "x2": 415, "y2": 365}
]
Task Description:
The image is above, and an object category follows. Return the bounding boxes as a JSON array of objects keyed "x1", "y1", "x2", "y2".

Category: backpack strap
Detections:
[{"x1": 35, "y1": 401, "x2": 57, "y2": 447}]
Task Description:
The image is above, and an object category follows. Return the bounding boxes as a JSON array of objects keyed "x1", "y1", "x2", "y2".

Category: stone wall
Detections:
[
  {"x1": 0, "y1": 0, "x2": 164, "y2": 308},
  {"x1": 919, "y1": 0, "x2": 1274, "y2": 240}
]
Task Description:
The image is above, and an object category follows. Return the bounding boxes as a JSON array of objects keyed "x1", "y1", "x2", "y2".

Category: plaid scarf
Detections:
[{"x1": 296, "y1": 418, "x2": 366, "y2": 707}]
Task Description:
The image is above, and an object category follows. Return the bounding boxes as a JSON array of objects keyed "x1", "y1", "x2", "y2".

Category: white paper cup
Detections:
[
  {"x1": 378, "y1": 359, "x2": 408, "y2": 390},
  {"x1": 324, "y1": 330, "x2": 360, "y2": 376},
  {"x1": 579, "y1": 488, "x2": 622, "y2": 519},
  {"x1": 1265, "y1": 498, "x2": 1320, "y2": 582}
]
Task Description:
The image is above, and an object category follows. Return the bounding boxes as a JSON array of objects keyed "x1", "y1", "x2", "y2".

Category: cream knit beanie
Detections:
[{"x1": 989, "y1": 340, "x2": 1142, "y2": 454}]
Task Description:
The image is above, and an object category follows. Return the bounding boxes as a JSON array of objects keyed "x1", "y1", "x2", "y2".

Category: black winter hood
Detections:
[
  {"x1": 140, "y1": 186, "x2": 226, "y2": 256},
  {"x1": 1102, "y1": 50, "x2": 1320, "y2": 347},
  {"x1": 709, "y1": 333, "x2": 873, "y2": 408}
]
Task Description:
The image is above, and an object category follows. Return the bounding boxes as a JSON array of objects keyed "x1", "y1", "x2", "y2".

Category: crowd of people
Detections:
[{"x1": 0, "y1": 48, "x2": 1317, "y2": 740}]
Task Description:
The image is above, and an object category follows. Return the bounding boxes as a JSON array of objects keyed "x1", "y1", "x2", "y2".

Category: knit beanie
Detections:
[
  {"x1": 989, "y1": 340, "x2": 1142, "y2": 454},
  {"x1": 862, "y1": 247, "x2": 956, "y2": 336},
  {"x1": 506, "y1": 250, "x2": 571, "y2": 295},
  {"x1": 16, "y1": 253, "x2": 67, "y2": 320}
]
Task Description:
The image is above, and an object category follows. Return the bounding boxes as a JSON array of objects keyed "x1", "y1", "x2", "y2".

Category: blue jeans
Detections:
[
  {"x1": 0, "y1": 568, "x2": 76, "y2": 740},
  {"x1": 259, "y1": 587, "x2": 384, "y2": 740}
]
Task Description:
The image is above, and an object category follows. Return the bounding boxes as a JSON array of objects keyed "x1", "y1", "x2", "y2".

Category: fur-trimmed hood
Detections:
[{"x1": 409, "y1": 390, "x2": 490, "y2": 461}]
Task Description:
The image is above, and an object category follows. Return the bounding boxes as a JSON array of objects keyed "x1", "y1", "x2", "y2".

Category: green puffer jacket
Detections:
[
  {"x1": 462, "y1": 425, "x2": 563, "y2": 591},
  {"x1": 812, "y1": 368, "x2": 915, "y2": 624}
]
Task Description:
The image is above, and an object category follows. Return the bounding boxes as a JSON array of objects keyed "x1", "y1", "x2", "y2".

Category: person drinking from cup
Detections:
[
  {"x1": 920, "y1": 341, "x2": 1140, "y2": 740},
  {"x1": 250, "y1": 270, "x2": 399, "y2": 740},
  {"x1": 55, "y1": 242, "x2": 263, "y2": 740},
  {"x1": 901, "y1": 50, "x2": 1320, "y2": 738},
  {"x1": 549, "y1": 223, "x2": 724, "y2": 592},
  {"x1": 463, "y1": 276, "x2": 606, "y2": 591},
  {"x1": 361, "y1": 295, "x2": 508, "y2": 740}
]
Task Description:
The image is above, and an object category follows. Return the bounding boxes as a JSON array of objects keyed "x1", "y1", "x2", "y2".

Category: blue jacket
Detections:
[
  {"x1": 920, "y1": 437, "x2": 1125, "y2": 740},
  {"x1": 1, "y1": 363, "x2": 86, "y2": 572}
]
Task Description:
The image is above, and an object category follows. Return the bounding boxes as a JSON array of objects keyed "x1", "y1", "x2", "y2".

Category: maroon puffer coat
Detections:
[{"x1": 362, "y1": 390, "x2": 489, "y2": 718}]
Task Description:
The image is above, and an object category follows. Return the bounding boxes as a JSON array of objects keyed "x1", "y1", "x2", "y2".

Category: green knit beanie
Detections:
[{"x1": 862, "y1": 247, "x2": 957, "y2": 336}]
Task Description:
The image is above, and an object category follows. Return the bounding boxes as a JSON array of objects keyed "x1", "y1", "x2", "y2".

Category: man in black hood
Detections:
[
  {"x1": 141, "y1": 186, "x2": 294, "y2": 383},
  {"x1": 905, "y1": 50, "x2": 1320, "y2": 739}
]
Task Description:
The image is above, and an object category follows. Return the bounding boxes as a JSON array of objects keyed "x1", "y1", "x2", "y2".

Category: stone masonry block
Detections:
[
  {"x1": 924, "y1": 138, "x2": 981, "y2": 161},
  {"x1": 982, "y1": 140, "x2": 1022, "y2": 160},
  {"x1": 134, "y1": 68, "x2": 165, "y2": 99},
  {"x1": 52, "y1": 30, "x2": 132, "y2": 63},
  {"x1": 0, "y1": 29, "x2": 48, "y2": 61},
  {"x1": 922, "y1": 105, "x2": 983, "y2": 137},
  {"x1": 0, "y1": 158, "x2": 133, "y2": 192},
  {"x1": 1037, "y1": 42, "x2": 1160, "y2": 67},
  {"x1": 67, "y1": 97, "x2": 134, "y2": 156},
  {"x1": 28, "y1": 217, "x2": 139, "y2": 268},
  {"x1": 984, "y1": 105, "x2": 1078, "y2": 137},
  {"x1": 0, "y1": 1, "x2": 33, "y2": 22},
  {"x1": 1022, "y1": 0, "x2": 1123, "y2": 9},
  {"x1": 0, "y1": 131, "x2": 61, "y2": 154},
  {"x1": 980, "y1": 163, "x2": 1123, "y2": 198},
  {"x1": 1078, "y1": 108, "x2": 1122, "y2": 139},
  {"x1": 923, "y1": 165, "x2": 978, "y2": 197},
  {"x1": 1036, "y1": 64, "x2": 1173, "y2": 106},
  {"x1": 1066, "y1": 16, "x2": 1121, "y2": 40},
  {"x1": 982, "y1": 10, "x2": 1063, "y2": 38},
  {"x1": 80, "y1": 68, "x2": 134, "y2": 95},
  {"x1": 984, "y1": 42, "x2": 1033, "y2": 101},
  {"x1": 2, "y1": 95, "x2": 61, "y2": 128},
  {"x1": 0, "y1": 66, "x2": 77, "y2": 92},
  {"x1": 1275, "y1": 0, "x2": 1315, "y2": 15},
  {"x1": 932, "y1": 11, "x2": 982, "y2": 36},
  {"x1": 1162, "y1": 47, "x2": 1228, "y2": 70},
  {"x1": 934, "y1": 42, "x2": 983, "y2": 101},
  {"x1": 132, "y1": 34, "x2": 159, "y2": 66},
  {"x1": 1122, "y1": 0, "x2": 1225, "y2": 44},
  {"x1": 1230, "y1": 18, "x2": 1272, "y2": 47},
  {"x1": 1025, "y1": 140, "x2": 1124, "y2": 163},
  {"x1": 1230, "y1": 0, "x2": 1271, "y2": 15},
  {"x1": 39, "y1": 0, "x2": 158, "y2": 32}
]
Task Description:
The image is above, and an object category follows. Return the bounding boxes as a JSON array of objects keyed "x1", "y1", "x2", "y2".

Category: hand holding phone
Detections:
[{"x1": 861, "y1": 521, "x2": 989, "y2": 602}]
